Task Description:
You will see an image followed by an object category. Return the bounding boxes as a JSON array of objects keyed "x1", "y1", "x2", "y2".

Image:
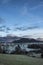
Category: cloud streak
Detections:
[
  {"x1": 30, "y1": 2, "x2": 43, "y2": 10},
  {"x1": 20, "y1": 0, "x2": 43, "y2": 16},
  {"x1": 14, "y1": 26, "x2": 39, "y2": 31},
  {"x1": 0, "y1": 25, "x2": 11, "y2": 33}
]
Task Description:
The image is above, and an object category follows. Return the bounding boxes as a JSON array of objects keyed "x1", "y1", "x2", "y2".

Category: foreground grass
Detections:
[{"x1": 0, "y1": 54, "x2": 43, "y2": 65}]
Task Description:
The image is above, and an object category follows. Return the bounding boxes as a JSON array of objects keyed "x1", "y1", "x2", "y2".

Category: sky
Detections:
[{"x1": 0, "y1": 0, "x2": 43, "y2": 38}]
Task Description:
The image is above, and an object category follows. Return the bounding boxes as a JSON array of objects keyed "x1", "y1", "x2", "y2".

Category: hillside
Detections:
[
  {"x1": 13, "y1": 38, "x2": 43, "y2": 43},
  {"x1": 0, "y1": 54, "x2": 43, "y2": 65},
  {"x1": 0, "y1": 36, "x2": 43, "y2": 43},
  {"x1": 0, "y1": 36, "x2": 20, "y2": 43}
]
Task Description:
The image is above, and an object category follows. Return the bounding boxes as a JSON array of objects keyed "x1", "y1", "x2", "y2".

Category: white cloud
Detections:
[{"x1": 0, "y1": 27, "x2": 43, "y2": 38}]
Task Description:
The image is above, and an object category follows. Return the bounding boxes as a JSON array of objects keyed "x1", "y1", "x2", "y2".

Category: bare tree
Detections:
[{"x1": 0, "y1": 44, "x2": 2, "y2": 53}]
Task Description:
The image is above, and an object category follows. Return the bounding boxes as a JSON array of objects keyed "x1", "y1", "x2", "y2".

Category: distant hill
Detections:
[
  {"x1": 13, "y1": 38, "x2": 43, "y2": 43},
  {"x1": 0, "y1": 36, "x2": 43, "y2": 43},
  {"x1": 37, "y1": 38, "x2": 43, "y2": 41},
  {"x1": 0, "y1": 36, "x2": 20, "y2": 43}
]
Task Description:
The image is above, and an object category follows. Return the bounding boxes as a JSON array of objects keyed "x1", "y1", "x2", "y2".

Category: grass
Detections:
[{"x1": 0, "y1": 54, "x2": 43, "y2": 65}]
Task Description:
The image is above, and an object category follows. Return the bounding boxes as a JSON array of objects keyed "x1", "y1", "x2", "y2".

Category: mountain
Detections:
[
  {"x1": 0, "y1": 36, "x2": 20, "y2": 43},
  {"x1": 13, "y1": 38, "x2": 41, "y2": 43},
  {"x1": 0, "y1": 35, "x2": 43, "y2": 43},
  {"x1": 37, "y1": 38, "x2": 43, "y2": 41}
]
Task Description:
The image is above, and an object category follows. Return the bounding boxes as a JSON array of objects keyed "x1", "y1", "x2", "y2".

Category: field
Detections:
[{"x1": 0, "y1": 54, "x2": 43, "y2": 65}]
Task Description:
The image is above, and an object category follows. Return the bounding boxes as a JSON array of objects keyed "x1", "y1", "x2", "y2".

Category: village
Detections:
[{"x1": 0, "y1": 42, "x2": 43, "y2": 58}]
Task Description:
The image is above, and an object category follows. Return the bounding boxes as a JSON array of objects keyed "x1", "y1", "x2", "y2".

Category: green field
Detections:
[{"x1": 0, "y1": 54, "x2": 43, "y2": 65}]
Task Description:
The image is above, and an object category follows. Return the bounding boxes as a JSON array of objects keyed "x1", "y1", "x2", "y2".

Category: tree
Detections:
[
  {"x1": 41, "y1": 47, "x2": 43, "y2": 58},
  {"x1": 28, "y1": 44, "x2": 40, "y2": 49},
  {"x1": 0, "y1": 44, "x2": 3, "y2": 53},
  {"x1": 15, "y1": 45, "x2": 21, "y2": 54}
]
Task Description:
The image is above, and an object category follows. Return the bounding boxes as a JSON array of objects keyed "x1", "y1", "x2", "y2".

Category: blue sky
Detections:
[{"x1": 0, "y1": 0, "x2": 43, "y2": 38}]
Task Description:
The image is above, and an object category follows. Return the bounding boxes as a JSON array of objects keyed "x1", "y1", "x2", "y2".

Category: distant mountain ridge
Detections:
[
  {"x1": 0, "y1": 36, "x2": 20, "y2": 43},
  {"x1": 13, "y1": 38, "x2": 43, "y2": 43},
  {"x1": 37, "y1": 38, "x2": 43, "y2": 41},
  {"x1": 0, "y1": 36, "x2": 43, "y2": 43}
]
